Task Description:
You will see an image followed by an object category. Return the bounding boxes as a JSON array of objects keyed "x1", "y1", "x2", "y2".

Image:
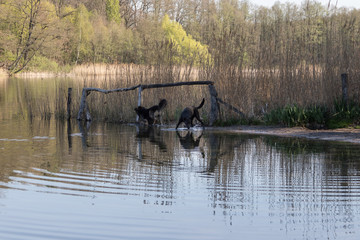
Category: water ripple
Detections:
[{"x1": 8, "y1": 167, "x2": 174, "y2": 198}]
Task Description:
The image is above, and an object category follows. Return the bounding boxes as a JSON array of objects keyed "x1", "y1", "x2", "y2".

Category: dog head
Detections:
[
  {"x1": 158, "y1": 99, "x2": 167, "y2": 110},
  {"x1": 134, "y1": 106, "x2": 146, "y2": 115}
]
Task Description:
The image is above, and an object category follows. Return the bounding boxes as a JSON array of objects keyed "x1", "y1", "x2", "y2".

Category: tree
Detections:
[
  {"x1": 161, "y1": 14, "x2": 210, "y2": 65},
  {"x1": 106, "y1": 0, "x2": 121, "y2": 24},
  {"x1": 2, "y1": 0, "x2": 60, "y2": 74},
  {"x1": 66, "y1": 4, "x2": 93, "y2": 64}
]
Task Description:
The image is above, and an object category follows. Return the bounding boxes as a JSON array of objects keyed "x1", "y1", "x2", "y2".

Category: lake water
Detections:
[{"x1": 1, "y1": 78, "x2": 360, "y2": 240}]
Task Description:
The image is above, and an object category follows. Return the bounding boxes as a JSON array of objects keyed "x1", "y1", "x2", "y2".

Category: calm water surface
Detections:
[{"x1": 1, "y1": 78, "x2": 360, "y2": 240}]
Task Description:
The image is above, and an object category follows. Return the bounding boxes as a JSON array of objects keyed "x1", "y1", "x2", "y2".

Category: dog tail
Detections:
[
  {"x1": 158, "y1": 99, "x2": 167, "y2": 110},
  {"x1": 196, "y1": 98, "x2": 205, "y2": 109}
]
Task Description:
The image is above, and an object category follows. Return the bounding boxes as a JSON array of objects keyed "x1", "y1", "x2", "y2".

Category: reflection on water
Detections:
[
  {"x1": 1, "y1": 78, "x2": 360, "y2": 239},
  {"x1": 0, "y1": 119, "x2": 359, "y2": 239}
]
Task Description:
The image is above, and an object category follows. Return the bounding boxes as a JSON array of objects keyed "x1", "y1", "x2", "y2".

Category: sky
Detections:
[{"x1": 255, "y1": 0, "x2": 360, "y2": 9}]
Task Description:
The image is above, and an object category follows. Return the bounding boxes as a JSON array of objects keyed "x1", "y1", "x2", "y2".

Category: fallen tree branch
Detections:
[
  {"x1": 216, "y1": 97, "x2": 246, "y2": 118},
  {"x1": 77, "y1": 81, "x2": 215, "y2": 121},
  {"x1": 141, "y1": 81, "x2": 213, "y2": 89}
]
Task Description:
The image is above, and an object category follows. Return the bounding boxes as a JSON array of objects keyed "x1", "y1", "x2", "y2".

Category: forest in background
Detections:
[{"x1": 1, "y1": 0, "x2": 360, "y2": 126}]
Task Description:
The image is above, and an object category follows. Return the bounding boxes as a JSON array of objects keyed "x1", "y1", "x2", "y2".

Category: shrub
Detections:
[{"x1": 26, "y1": 55, "x2": 59, "y2": 72}]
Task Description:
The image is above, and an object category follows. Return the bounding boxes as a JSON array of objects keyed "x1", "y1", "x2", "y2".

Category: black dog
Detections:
[
  {"x1": 135, "y1": 99, "x2": 167, "y2": 125},
  {"x1": 176, "y1": 98, "x2": 205, "y2": 129}
]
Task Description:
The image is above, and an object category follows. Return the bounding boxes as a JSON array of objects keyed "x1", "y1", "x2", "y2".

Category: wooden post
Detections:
[
  {"x1": 208, "y1": 84, "x2": 219, "y2": 126},
  {"x1": 84, "y1": 102, "x2": 91, "y2": 121},
  {"x1": 137, "y1": 86, "x2": 142, "y2": 122},
  {"x1": 341, "y1": 73, "x2": 348, "y2": 105},
  {"x1": 77, "y1": 88, "x2": 92, "y2": 121},
  {"x1": 67, "y1": 88, "x2": 72, "y2": 120},
  {"x1": 77, "y1": 88, "x2": 86, "y2": 120}
]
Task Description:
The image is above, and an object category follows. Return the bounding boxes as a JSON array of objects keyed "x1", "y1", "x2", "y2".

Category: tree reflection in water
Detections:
[{"x1": 1, "y1": 120, "x2": 360, "y2": 240}]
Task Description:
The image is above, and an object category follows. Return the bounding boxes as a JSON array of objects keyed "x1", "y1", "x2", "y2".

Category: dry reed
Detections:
[{"x1": 11, "y1": 60, "x2": 359, "y2": 124}]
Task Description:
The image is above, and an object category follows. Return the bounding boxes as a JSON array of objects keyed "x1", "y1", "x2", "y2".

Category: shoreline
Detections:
[{"x1": 207, "y1": 125, "x2": 360, "y2": 144}]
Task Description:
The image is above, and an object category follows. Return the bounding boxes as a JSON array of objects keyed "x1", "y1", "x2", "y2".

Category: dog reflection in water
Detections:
[
  {"x1": 136, "y1": 125, "x2": 167, "y2": 152},
  {"x1": 176, "y1": 130, "x2": 204, "y2": 152}
]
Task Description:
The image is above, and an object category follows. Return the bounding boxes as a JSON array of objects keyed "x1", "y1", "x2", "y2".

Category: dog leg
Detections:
[
  {"x1": 185, "y1": 119, "x2": 192, "y2": 129},
  {"x1": 193, "y1": 110, "x2": 204, "y2": 127},
  {"x1": 176, "y1": 119, "x2": 182, "y2": 129}
]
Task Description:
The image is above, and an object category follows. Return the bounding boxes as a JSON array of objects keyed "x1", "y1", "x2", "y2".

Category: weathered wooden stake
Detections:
[
  {"x1": 341, "y1": 73, "x2": 348, "y2": 105},
  {"x1": 137, "y1": 86, "x2": 142, "y2": 122},
  {"x1": 208, "y1": 84, "x2": 220, "y2": 126},
  {"x1": 84, "y1": 102, "x2": 91, "y2": 121},
  {"x1": 77, "y1": 88, "x2": 92, "y2": 121},
  {"x1": 67, "y1": 88, "x2": 72, "y2": 120},
  {"x1": 77, "y1": 88, "x2": 86, "y2": 120}
]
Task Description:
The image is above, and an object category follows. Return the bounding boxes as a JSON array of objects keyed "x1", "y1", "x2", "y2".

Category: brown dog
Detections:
[
  {"x1": 135, "y1": 99, "x2": 167, "y2": 125},
  {"x1": 176, "y1": 98, "x2": 205, "y2": 129}
]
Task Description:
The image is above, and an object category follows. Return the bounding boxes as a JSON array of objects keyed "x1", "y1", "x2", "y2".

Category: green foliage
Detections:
[
  {"x1": 264, "y1": 105, "x2": 306, "y2": 127},
  {"x1": 0, "y1": 49, "x2": 15, "y2": 66},
  {"x1": 327, "y1": 99, "x2": 360, "y2": 129},
  {"x1": 106, "y1": 0, "x2": 121, "y2": 24},
  {"x1": 90, "y1": 14, "x2": 135, "y2": 63},
  {"x1": 264, "y1": 100, "x2": 360, "y2": 129},
  {"x1": 25, "y1": 55, "x2": 59, "y2": 72},
  {"x1": 71, "y1": 4, "x2": 93, "y2": 64},
  {"x1": 161, "y1": 14, "x2": 211, "y2": 65}
]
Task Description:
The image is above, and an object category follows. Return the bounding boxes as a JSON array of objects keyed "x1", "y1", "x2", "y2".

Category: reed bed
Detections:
[
  {"x1": 74, "y1": 62, "x2": 350, "y2": 124},
  {"x1": 12, "y1": 62, "x2": 360, "y2": 125}
]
